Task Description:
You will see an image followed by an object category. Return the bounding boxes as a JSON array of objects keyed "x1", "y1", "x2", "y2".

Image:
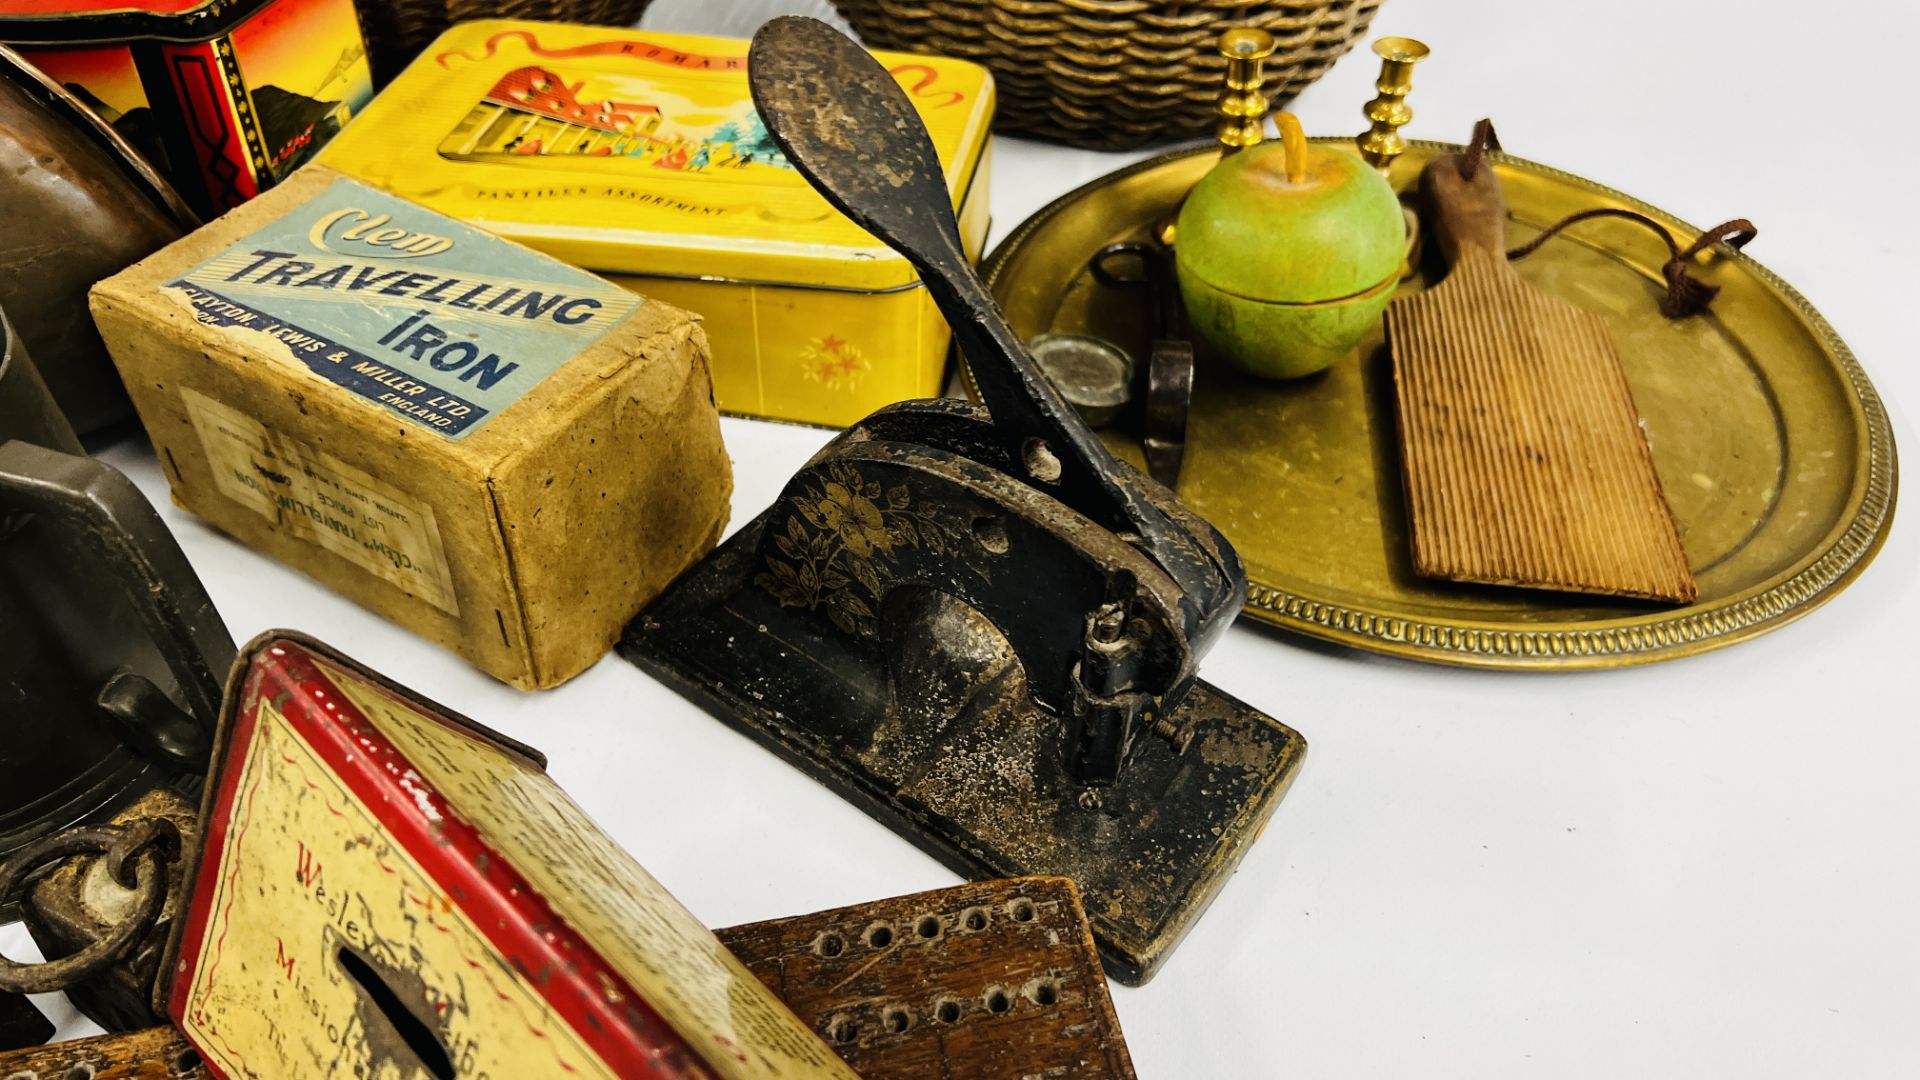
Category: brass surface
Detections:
[
  {"x1": 1356, "y1": 36, "x2": 1428, "y2": 173},
  {"x1": 981, "y1": 141, "x2": 1898, "y2": 668},
  {"x1": 1215, "y1": 28, "x2": 1277, "y2": 155}
]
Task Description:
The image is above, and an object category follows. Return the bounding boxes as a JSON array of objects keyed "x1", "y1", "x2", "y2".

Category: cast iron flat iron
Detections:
[
  {"x1": 0, "y1": 309, "x2": 81, "y2": 457},
  {"x1": 621, "y1": 16, "x2": 1305, "y2": 985},
  {"x1": 0, "y1": 441, "x2": 230, "y2": 900}
]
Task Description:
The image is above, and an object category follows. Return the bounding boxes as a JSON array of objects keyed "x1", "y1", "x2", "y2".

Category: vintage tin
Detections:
[
  {"x1": 0, "y1": 0, "x2": 373, "y2": 217},
  {"x1": 163, "y1": 633, "x2": 858, "y2": 1079},
  {"x1": 317, "y1": 20, "x2": 994, "y2": 428}
]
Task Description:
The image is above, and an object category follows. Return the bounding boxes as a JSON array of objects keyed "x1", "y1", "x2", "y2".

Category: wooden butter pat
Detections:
[{"x1": 90, "y1": 166, "x2": 731, "y2": 689}]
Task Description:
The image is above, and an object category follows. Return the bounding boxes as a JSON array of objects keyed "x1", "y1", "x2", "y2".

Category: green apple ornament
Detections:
[{"x1": 1175, "y1": 113, "x2": 1406, "y2": 379}]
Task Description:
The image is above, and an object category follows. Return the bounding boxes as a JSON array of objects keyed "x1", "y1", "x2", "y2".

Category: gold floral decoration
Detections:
[
  {"x1": 799, "y1": 334, "x2": 870, "y2": 390},
  {"x1": 755, "y1": 461, "x2": 969, "y2": 635}
]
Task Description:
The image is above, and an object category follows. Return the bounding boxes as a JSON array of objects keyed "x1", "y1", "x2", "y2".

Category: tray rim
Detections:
[{"x1": 981, "y1": 138, "x2": 1900, "y2": 670}]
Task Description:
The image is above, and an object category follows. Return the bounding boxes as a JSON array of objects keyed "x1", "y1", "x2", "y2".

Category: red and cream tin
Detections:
[{"x1": 163, "y1": 633, "x2": 857, "y2": 1079}]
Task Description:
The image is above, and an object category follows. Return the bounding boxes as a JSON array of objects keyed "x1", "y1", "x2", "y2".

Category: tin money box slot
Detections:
[
  {"x1": 317, "y1": 20, "x2": 995, "y2": 429},
  {"x1": 89, "y1": 165, "x2": 732, "y2": 690}
]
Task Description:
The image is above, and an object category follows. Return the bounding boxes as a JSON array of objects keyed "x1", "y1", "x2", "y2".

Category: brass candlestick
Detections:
[
  {"x1": 1356, "y1": 35, "x2": 1429, "y2": 173},
  {"x1": 1215, "y1": 28, "x2": 1277, "y2": 155}
]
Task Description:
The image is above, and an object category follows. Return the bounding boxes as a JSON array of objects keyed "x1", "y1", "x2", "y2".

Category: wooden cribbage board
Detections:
[
  {"x1": 715, "y1": 877, "x2": 1138, "y2": 1080},
  {"x1": 0, "y1": 878, "x2": 1136, "y2": 1080},
  {"x1": 0, "y1": 1026, "x2": 208, "y2": 1079}
]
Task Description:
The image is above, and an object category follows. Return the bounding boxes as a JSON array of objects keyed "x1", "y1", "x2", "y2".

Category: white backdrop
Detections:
[{"x1": 7, "y1": 1, "x2": 1917, "y2": 1076}]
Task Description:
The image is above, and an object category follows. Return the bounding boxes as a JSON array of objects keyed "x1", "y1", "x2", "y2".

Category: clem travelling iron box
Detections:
[
  {"x1": 0, "y1": 0, "x2": 373, "y2": 217},
  {"x1": 316, "y1": 20, "x2": 994, "y2": 428},
  {"x1": 90, "y1": 165, "x2": 732, "y2": 690},
  {"x1": 162, "y1": 633, "x2": 857, "y2": 1079}
]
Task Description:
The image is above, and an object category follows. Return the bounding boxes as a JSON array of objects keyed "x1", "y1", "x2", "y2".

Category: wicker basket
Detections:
[
  {"x1": 355, "y1": 0, "x2": 655, "y2": 83},
  {"x1": 829, "y1": 0, "x2": 1384, "y2": 150}
]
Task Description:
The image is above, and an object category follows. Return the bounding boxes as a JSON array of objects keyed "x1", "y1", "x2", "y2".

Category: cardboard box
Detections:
[
  {"x1": 91, "y1": 165, "x2": 731, "y2": 689},
  {"x1": 1, "y1": 0, "x2": 375, "y2": 217},
  {"x1": 316, "y1": 20, "x2": 994, "y2": 428}
]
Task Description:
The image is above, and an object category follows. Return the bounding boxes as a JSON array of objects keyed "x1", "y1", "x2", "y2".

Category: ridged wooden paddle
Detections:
[{"x1": 1385, "y1": 147, "x2": 1696, "y2": 603}]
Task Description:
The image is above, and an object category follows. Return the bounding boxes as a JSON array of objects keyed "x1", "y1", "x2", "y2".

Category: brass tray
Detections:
[{"x1": 981, "y1": 140, "x2": 1898, "y2": 668}]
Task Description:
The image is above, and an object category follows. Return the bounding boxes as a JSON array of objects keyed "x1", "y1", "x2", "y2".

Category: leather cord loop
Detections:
[{"x1": 1508, "y1": 207, "x2": 1757, "y2": 318}]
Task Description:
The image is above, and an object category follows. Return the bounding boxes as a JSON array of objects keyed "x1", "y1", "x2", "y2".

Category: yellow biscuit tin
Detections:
[{"x1": 317, "y1": 20, "x2": 994, "y2": 427}]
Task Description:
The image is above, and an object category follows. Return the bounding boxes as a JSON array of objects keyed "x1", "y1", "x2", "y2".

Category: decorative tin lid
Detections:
[
  {"x1": 318, "y1": 21, "x2": 994, "y2": 292},
  {"x1": 0, "y1": 0, "x2": 273, "y2": 41},
  {"x1": 0, "y1": 0, "x2": 214, "y2": 13}
]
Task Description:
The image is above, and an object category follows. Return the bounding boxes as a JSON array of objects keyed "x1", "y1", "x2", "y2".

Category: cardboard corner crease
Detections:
[{"x1": 89, "y1": 165, "x2": 732, "y2": 689}]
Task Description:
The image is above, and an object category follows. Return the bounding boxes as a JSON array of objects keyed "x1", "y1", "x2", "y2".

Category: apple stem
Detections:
[{"x1": 1278, "y1": 112, "x2": 1308, "y2": 184}]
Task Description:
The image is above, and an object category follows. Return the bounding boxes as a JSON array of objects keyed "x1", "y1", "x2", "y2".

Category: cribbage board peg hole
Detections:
[
  {"x1": 961, "y1": 906, "x2": 990, "y2": 931},
  {"x1": 825, "y1": 1014, "x2": 858, "y2": 1044},
  {"x1": 66, "y1": 1065, "x2": 96, "y2": 1079},
  {"x1": 881, "y1": 1006, "x2": 913, "y2": 1034},
  {"x1": 933, "y1": 997, "x2": 964, "y2": 1024},
  {"x1": 1007, "y1": 898, "x2": 1037, "y2": 923},
  {"x1": 1025, "y1": 977, "x2": 1062, "y2": 1007},
  {"x1": 984, "y1": 986, "x2": 1014, "y2": 1014},
  {"x1": 914, "y1": 914, "x2": 944, "y2": 940},
  {"x1": 863, "y1": 922, "x2": 895, "y2": 949},
  {"x1": 812, "y1": 931, "x2": 846, "y2": 958}
]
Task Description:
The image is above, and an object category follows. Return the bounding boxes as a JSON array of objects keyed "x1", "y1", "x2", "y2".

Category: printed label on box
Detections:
[
  {"x1": 184, "y1": 387, "x2": 459, "y2": 613},
  {"x1": 168, "y1": 177, "x2": 641, "y2": 438}
]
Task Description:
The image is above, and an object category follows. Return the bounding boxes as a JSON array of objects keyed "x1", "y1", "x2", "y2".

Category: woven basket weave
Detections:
[
  {"x1": 355, "y1": 0, "x2": 655, "y2": 83},
  {"x1": 830, "y1": 0, "x2": 1384, "y2": 150}
]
